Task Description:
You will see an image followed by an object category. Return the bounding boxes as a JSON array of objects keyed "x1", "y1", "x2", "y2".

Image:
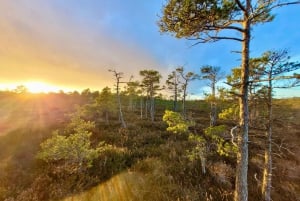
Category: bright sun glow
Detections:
[
  {"x1": 24, "y1": 81, "x2": 61, "y2": 93},
  {"x1": 0, "y1": 82, "x2": 76, "y2": 93}
]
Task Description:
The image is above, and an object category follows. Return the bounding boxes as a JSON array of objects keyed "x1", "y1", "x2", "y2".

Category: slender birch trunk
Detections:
[
  {"x1": 140, "y1": 96, "x2": 143, "y2": 119},
  {"x1": 182, "y1": 80, "x2": 187, "y2": 119},
  {"x1": 116, "y1": 82, "x2": 126, "y2": 128},
  {"x1": 262, "y1": 73, "x2": 273, "y2": 201},
  {"x1": 210, "y1": 79, "x2": 217, "y2": 126},
  {"x1": 150, "y1": 87, "x2": 155, "y2": 122}
]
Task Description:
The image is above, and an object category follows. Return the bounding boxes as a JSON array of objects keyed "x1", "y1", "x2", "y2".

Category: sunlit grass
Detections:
[
  {"x1": 61, "y1": 158, "x2": 177, "y2": 201},
  {"x1": 62, "y1": 171, "x2": 145, "y2": 201}
]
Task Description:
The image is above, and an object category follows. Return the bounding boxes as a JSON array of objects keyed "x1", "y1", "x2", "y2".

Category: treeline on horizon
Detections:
[
  {"x1": 0, "y1": 50, "x2": 299, "y2": 201},
  {"x1": 1, "y1": 0, "x2": 300, "y2": 199}
]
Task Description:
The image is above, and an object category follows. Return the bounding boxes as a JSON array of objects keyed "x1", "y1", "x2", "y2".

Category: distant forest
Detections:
[
  {"x1": 0, "y1": 59, "x2": 299, "y2": 201},
  {"x1": 1, "y1": 0, "x2": 300, "y2": 201}
]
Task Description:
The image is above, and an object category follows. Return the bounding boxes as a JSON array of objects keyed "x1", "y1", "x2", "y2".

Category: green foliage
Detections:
[
  {"x1": 166, "y1": 71, "x2": 180, "y2": 91},
  {"x1": 159, "y1": 0, "x2": 275, "y2": 41},
  {"x1": 96, "y1": 87, "x2": 115, "y2": 108},
  {"x1": 176, "y1": 67, "x2": 197, "y2": 80},
  {"x1": 218, "y1": 106, "x2": 239, "y2": 121},
  {"x1": 124, "y1": 81, "x2": 141, "y2": 111},
  {"x1": 226, "y1": 67, "x2": 241, "y2": 87},
  {"x1": 125, "y1": 81, "x2": 140, "y2": 96},
  {"x1": 140, "y1": 69, "x2": 162, "y2": 122},
  {"x1": 175, "y1": 67, "x2": 197, "y2": 117},
  {"x1": 204, "y1": 125, "x2": 226, "y2": 138},
  {"x1": 37, "y1": 116, "x2": 109, "y2": 171},
  {"x1": 2, "y1": 90, "x2": 300, "y2": 201},
  {"x1": 162, "y1": 109, "x2": 208, "y2": 174},
  {"x1": 204, "y1": 93, "x2": 216, "y2": 102},
  {"x1": 252, "y1": 50, "x2": 300, "y2": 88},
  {"x1": 140, "y1": 69, "x2": 162, "y2": 96},
  {"x1": 204, "y1": 125, "x2": 237, "y2": 157},
  {"x1": 187, "y1": 134, "x2": 206, "y2": 162},
  {"x1": 201, "y1": 66, "x2": 221, "y2": 83},
  {"x1": 159, "y1": 0, "x2": 238, "y2": 39},
  {"x1": 76, "y1": 87, "x2": 117, "y2": 124},
  {"x1": 162, "y1": 110, "x2": 193, "y2": 134},
  {"x1": 66, "y1": 114, "x2": 95, "y2": 132},
  {"x1": 166, "y1": 70, "x2": 181, "y2": 111},
  {"x1": 96, "y1": 87, "x2": 116, "y2": 118}
]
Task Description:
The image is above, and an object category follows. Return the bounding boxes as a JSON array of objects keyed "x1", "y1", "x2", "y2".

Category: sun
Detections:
[{"x1": 24, "y1": 81, "x2": 61, "y2": 93}]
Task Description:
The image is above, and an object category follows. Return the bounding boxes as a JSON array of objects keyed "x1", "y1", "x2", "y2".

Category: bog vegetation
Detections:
[
  {"x1": 0, "y1": 60, "x2": 299, "y2": 201},
  {"x1": 1, "y1": 1, "x2": 300, "y2": 201}
]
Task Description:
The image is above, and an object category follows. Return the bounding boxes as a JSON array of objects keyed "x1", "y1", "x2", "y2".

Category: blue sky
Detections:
[{"x1": 0, "y1": 0, "x2": 299, "y2": 97}]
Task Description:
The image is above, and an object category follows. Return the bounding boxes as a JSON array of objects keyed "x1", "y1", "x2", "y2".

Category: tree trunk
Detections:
[
  {"x1": 182, "y1": 81, "x2": 187, "y2": 119},
  {"x1": 140, "y1": 96, "x2": 143, "y2": 119},
  {"x1": 210, "y1": 102, "x2": 217, "y2": 126},
  {"x1": 105, "y1": 111, "x2": 109, "y2": 125},
  {"x1": 150, "y1": 96, "x2": 155, "y2": 122},
  {"x1": 145, "y1": 97, "x2": 148, "y2": 119},
  {"x1": 150, "y1": 84, "x2": 155, "y2": 122},
  {"x1": 133, "y1": 96, "x2": 137, "y2": 111},
  {"x1": 235, "y1": 13, "x2": 250, "y2": 201},
  {"x1": 262, "y1": 75, "x2": 273, "y2": 201},
  {"x1": 199, "y1": 148, "x2": 206, "y2": 174},
  {"x1": 129, "y1": 95, "x2": 133, "y2": 111},
  {"x1": 174, "y1": 84, "x2": 178, "y2": 112},
  {"x1": 210, "y1": 80, "x2": 216, "y2": 126},
  {"x1": 248, "y1": 84, "x2": 255, "y2": 126},
  {"x1": 117, "y1": 82, "x2": 126, "y2": 128}
]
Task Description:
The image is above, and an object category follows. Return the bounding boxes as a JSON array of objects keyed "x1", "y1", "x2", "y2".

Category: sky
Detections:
[{"x1": 0, "y1": 0, "x2": 299, "y2": 97}]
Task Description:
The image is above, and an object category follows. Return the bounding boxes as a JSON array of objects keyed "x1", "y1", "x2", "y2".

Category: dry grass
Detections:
[{"x1": 62, "y1": 171, "x2": 144, "y2": 201}]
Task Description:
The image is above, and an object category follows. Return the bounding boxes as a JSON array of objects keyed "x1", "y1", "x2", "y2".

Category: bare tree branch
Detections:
[
  {"x1": 231, "y1": 125, "x2": 239, "y2": 147},
  {"x1": 190, "y1": 36, "x2": 243, "y2": 47},
  {"x1": 250, "y1": 1, "x2": 300, "y2": 21},
  {"x1": 235, "y1": 0, "x2": 247, "y2": 12}
]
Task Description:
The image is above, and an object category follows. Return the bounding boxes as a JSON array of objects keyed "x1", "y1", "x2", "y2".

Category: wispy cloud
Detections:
[{"x1": 0, "y1": 0, "x2": 161, "y2": 91}]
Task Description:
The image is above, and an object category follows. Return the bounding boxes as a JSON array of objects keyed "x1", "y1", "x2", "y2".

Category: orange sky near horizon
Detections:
[
  {"x1": 1, "y1": 1, "x2": 299, "y2": 98},
  {"x1": 0, "y1": 1, "x2": 163, "y2": 93}
]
